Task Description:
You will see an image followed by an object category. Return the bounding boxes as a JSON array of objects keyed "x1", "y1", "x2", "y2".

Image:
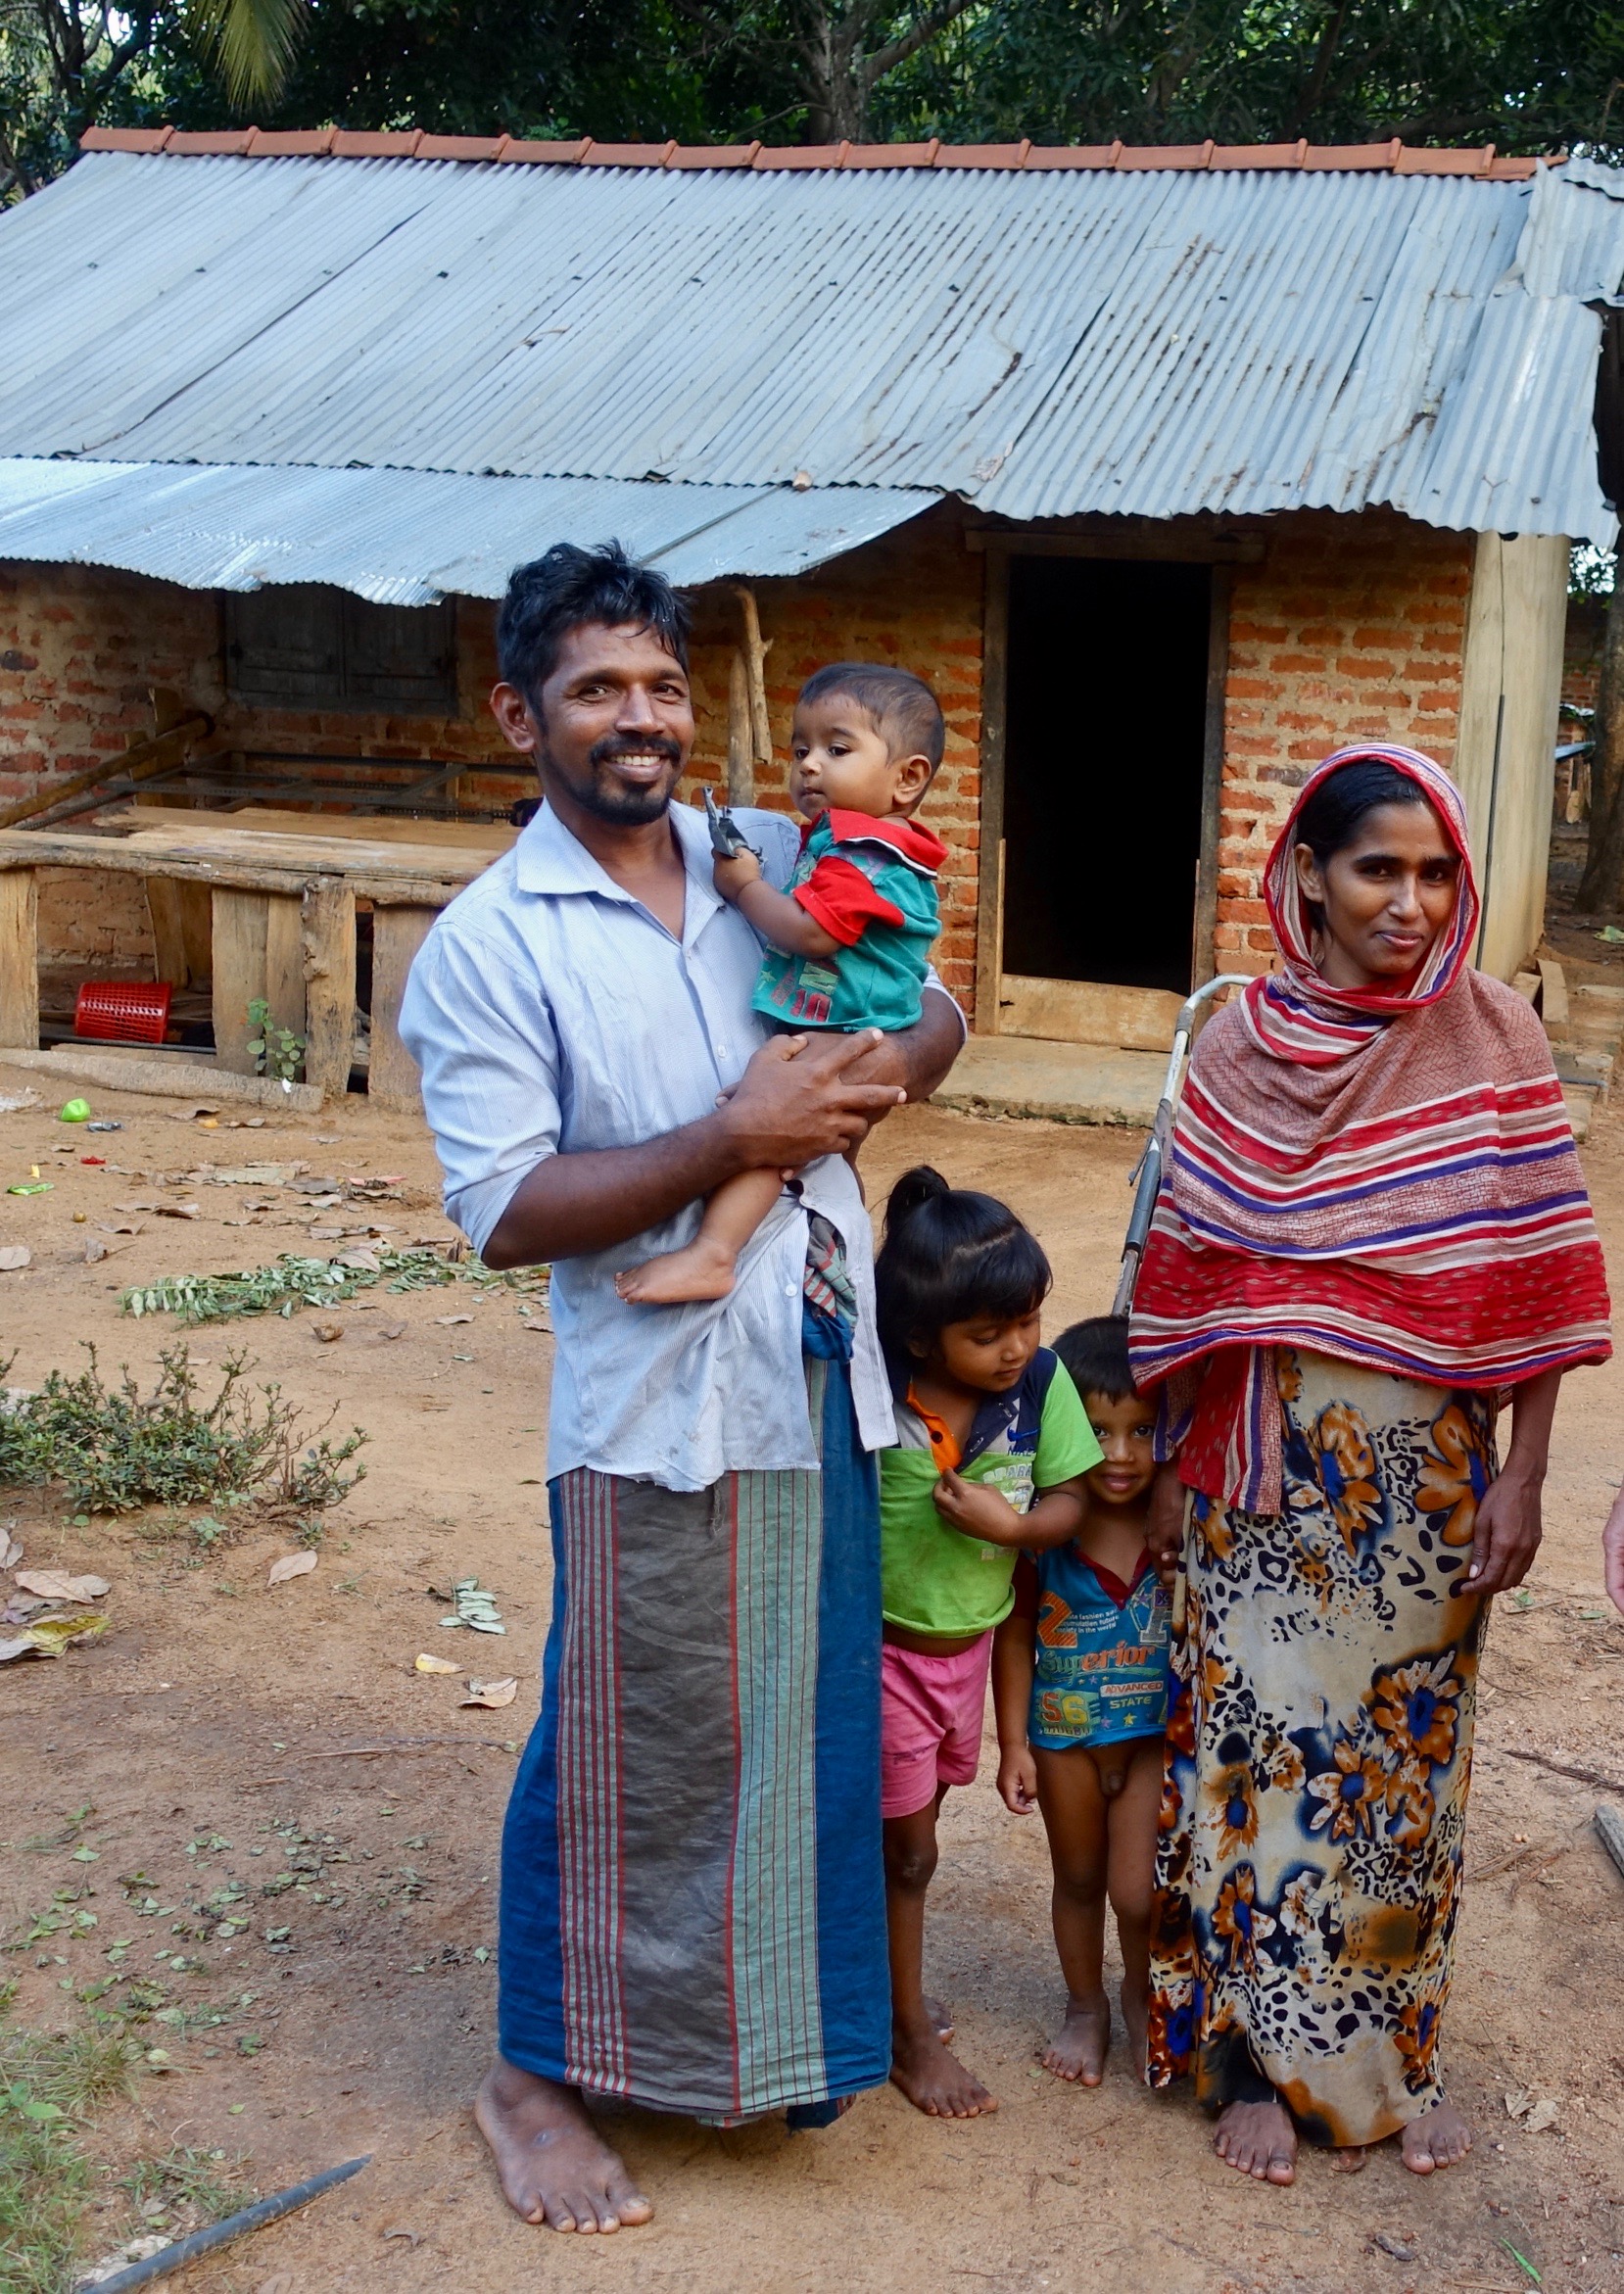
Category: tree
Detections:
[{"x1": 0, "y1": 0, "x2": 305, "y2": 196}]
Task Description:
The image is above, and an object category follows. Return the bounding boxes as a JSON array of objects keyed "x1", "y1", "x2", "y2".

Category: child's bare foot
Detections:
[
  {"x1": 475, "y1": 2059, "x2": 652, "y2": 2231},
  {"x1": 1040, "y1": 1993, "x2": 1111, "y2": 2085},
  {"x1": 1214, "y1": 2097, "x2": 1297, "y2": 2184},
  {"x1": 615, "y1": 1238, "x2": 739, "y2": 1306},
  {"x1": 890, "y1": 2024, "x2": 997, "y2": 2118},
  {"x1": 1120, "y1": 1977, "x2": 1149, "y2": 2076},
  {"x1": 924, "y1": 1994, "x2": 955, "y2": 2040},
  {"x1": 1401, "y1": 2099, "x2": 1471, "y2": 2174}
]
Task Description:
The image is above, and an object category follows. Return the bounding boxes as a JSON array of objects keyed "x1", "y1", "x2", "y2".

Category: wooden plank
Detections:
[
  {"x1": 0, "y1": 830, "x2": 468, "y2": 906},
  {"x1": 126, "y1": 804, "x2": 514, "y2": 854},
  {"x1": 119, "y1": 826, "x2": 489, "y2": 880},
  {"x1": 263, "y1": 893, "x2": 307, "y2": 1048},
  {"x1": 0, "y1": 1045, "x2": 322, "y2": 1113},
  {"x1": 145, "y1": 879, "x2": 192, "y2": 988},
  {"x1": 1193, "y1": 566, "x2": 1232, "y2": 986},
  {"x1": 212, "y1": 888, "x2": 268, "y2": 1075},
  {"x1": 974, "y1": 548, "x2": 1009, "y2": 1035},
  {"x1": 997, "y1": 975, "x2": 1185, "y2": 1053},
  {"x1": 0, "y1": 870, "x2": 38, "y2": 1051},
  {"x1": 302, "y1": 882, "x2": 357, "y2": 1101},
  {"x1": 968, "y1": 521, "x2": 1264, "y2": 562},
  {"x1": 368, "y1": 905, "x2": 437, "y2": 1107},
  {"x1": 0, "y1": 714, "x2": 210, "y2": 831}
]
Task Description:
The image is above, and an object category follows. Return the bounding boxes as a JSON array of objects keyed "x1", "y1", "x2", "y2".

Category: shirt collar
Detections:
[
  {"x1": 821, "y1": 808, "x2": 948, "y2": 872},
  {"x1": 512, "y1": 793, "x2": 723, "y2": 941}
]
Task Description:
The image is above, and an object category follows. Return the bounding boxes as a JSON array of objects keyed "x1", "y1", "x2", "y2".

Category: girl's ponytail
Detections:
[
  {"x1": 884, "y1": 1164, "x2": 951, "y2": 1240},
  {"x1": 875, "y1": 1169, "x2": 1051, "y2": 1393}
]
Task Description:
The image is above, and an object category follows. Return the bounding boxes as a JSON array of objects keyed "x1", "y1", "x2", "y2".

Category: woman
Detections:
[{"x1": 1129, "y1": 744, "x2": 1611, "y2": 2184}]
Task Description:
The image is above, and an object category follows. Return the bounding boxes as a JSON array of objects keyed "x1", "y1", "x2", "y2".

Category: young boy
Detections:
[
  {"x1": 616, "y1": 661, "x2": 947, "y2": 1304},
  {"x1": 992, "y1": 1315, "x2": 1171, "y2": 2085}
]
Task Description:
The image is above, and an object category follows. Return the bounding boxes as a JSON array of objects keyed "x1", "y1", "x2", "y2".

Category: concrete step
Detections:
[{"x1": 932, "y1": 1033, "x2": 1164, "y2": 1126}]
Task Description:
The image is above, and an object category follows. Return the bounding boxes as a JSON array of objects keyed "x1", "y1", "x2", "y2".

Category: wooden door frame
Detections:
[{"x1": 973, "y1": 534, "x2": 1236, "y2": 1032}]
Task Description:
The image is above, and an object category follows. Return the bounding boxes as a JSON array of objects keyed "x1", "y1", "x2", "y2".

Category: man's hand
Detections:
[
  {"x1": 932, "y1": 1469, "x2": 1027, "y2": 1546},
  {"x1": 1146, "y1": 1461, "x2": 1186, "y2": 1589},
  {"x1": 713, "y1": 848, "x2": 763, "y2": 905},
  {"x1": 717, "y1": 1028, "x2": 904, "y2": 1170},
  {"x1": 996, "y1": 1744, "x2": 1038, "y2": 1815}
]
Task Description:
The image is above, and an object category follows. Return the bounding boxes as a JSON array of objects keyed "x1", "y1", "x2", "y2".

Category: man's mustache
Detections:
[{"x1": 589, "y1": 735, "x2": 683, "y2": 770}]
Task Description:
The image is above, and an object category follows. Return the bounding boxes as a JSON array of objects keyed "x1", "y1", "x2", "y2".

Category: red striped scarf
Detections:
[{"x1": 1129, "y1": 744, "x2": 1611, "y2": 1512}]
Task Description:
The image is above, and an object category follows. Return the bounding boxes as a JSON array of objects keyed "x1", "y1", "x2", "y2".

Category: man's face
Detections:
[{"x1": 493, "y1": 620, "x2": 694, "y2": 828}]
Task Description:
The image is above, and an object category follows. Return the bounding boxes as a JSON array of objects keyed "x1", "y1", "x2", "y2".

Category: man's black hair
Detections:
[
  {"x1": 798, "y1": 661, "x2": 946, "y2": 774},
  {"x1": 1052, "y1": 1315, "x2": 1140, "y2": 1406},
  {"x1": 497, "y1": 541, "x2": 691, "y2": 702},
  {"x1": 875, "y1": 1166, "x2": 1050, "y2": 1391}
]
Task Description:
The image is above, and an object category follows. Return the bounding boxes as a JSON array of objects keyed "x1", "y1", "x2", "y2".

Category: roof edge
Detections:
[{"x1": 76, "y1": 126, "x2": 1549, "y2": 179}]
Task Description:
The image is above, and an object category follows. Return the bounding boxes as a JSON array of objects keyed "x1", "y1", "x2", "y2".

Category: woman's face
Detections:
[{"x1": 1293, "y1": 799, "x2": 1460, "y2": 991}]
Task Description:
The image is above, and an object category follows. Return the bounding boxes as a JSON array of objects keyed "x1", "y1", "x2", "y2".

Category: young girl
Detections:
[
  {"x1": 875, "y1": 1167, "x2": 1101, "y2": 2119},
  {"x1": 992, "y1": 1315, "x2": 1171, "y2": 2087}
]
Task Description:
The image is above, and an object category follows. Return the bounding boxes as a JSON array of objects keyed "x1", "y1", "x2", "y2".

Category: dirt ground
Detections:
[{"x1": 1, "y1": 1075, "x2": 1622, "y2": 2294}]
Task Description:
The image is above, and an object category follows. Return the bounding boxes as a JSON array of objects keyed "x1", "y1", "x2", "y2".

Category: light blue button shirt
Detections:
[{"x1": 399, "y1": 795, "x2": 960, "y2": 1493}]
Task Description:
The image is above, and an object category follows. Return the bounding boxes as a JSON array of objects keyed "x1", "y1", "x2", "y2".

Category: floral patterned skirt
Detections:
[{"x1": 1146, "y1": 1348, "x2": 1495, "y2": 2146}]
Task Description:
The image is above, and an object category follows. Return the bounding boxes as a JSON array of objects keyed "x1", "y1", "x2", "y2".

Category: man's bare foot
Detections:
[
  {"x1": 475, "y1": 2059, "x2": 652, "y2": 2231},
  {"x1": 924, "y1": 1994, "x2": 955, "y2": 2040},
  {"x1": 1214, "y1": 2097, "x2": 1297, "y2": 2184},
  {"x1": 1040, "y1": 1993, "x2": 1111, "y2": 2085},
  {"x1": 1120, "y1": 1978, "x2": 1150, "y2": 2077},
  {"x1": 890, "y1": 2023, "x2": 997, "y2": 2118},
  {"x1": 615, "y1": 1237, "x2": 739, "y2": 1306},
  {"x1": 1401, "y1": 2098, "x2": 1471, "y2": 2174}
]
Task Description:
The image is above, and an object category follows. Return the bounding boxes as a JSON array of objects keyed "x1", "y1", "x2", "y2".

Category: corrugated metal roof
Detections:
[
  {"x1": 0, "y1": 458, "x2": 934, "y2": 600},
  {"x1": 0, "y1": 144, "x2": 1619, "y2": 600}
]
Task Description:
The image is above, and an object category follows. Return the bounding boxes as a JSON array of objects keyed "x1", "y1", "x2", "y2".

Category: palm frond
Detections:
[{"x1": 184, "y1": 0, "x2": 307, "y2": 105}]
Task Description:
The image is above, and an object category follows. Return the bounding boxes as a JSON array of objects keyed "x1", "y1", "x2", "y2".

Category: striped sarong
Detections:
[{"x1": 497, "y1": 1351, "x2": 890, "y2": 2121}]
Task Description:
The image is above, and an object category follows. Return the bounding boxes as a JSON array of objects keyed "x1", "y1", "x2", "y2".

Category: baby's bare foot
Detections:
[
  {"x1": 1120, "y1": 1978, "x2": 1149, "y2": 2077},
  {"x1": 890, "y1": 2025, "x2": 997, "y2": 2118},
  {"x1": 1041, "y1": 1994, "x2": 1111, "y2": 2085},
  {"x1": 1214, "y1": 2097, "x2": 1296, "y2": 2184},
  {"x1": 615, "y1": 1238, "x2": 739, "y2": 1305},
  {"x1": 475, "y1": 2060, "x2": 652, "y2": 2232},
  {"x1": 1401, "y1": 2098, "x2": 1471, "y2": 2174},
  {"x1": 923, "y1": 1994, "x2": 955, "y2": 2040}
]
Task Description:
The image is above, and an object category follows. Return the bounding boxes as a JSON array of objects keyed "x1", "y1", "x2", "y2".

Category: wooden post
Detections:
[
  {"x1": 145, "y1": 880, "x2": 192, "y2": 989},
  {"x1": 0, "y1": 870, "x2": 39, "y2": 1051},
  {"x1": 368, "y1": 903, "x2": 437, "y2": 1107},
  {"x1": 732, "y1": 586, "x2": 773, "y2": 776},
  {"x1": 727, "y1": 648, "x2": 753, "y2": 804},
  {"x1": 302, "y1": 881, "x2": 357, "y2": 1101},
  {"x1": 974, "y1": 547, "x2": 1010, "y2": 1035},
  {"x1": 212, "y1": 888, "x2": 305, "y2": 1075}
]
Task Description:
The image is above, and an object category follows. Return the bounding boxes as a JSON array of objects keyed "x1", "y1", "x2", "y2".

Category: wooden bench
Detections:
[{"x1": 0, "y1": 820, "x2": 501, "y2": 1108}]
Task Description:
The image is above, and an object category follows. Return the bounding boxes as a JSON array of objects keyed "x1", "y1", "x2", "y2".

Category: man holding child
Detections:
[{"x1": 400, "y1": 542, "x2": 964, "y2": 2232}]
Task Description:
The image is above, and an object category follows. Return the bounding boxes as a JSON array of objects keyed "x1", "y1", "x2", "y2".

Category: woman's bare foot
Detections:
[
  {"x1": 1214, "y1": 2097, "x2": 1297, "y2": 2184},
  {"x1": 475, "y1": 2059, "x2": 653, "y2": 2231},
  {"x1": 1040, "y1": 1993, "x2": 1111, "y2": 2085},
  {"x1": 890, "y1": 2022, "x2": 997, "y2": 2118},
  {"x1": 924, "y1": 1994, "x2": 955, "y2": 2040},
  {"x1": 1120, "y1": 1979, "x2": 1150, "y2": 2077},
  {"x1": 615, "y1": 1237, "x2": 739, "y2": 1305},
  {"x1": 1401, "y1": 2098, "x2": 1472, "y2": 2174}
]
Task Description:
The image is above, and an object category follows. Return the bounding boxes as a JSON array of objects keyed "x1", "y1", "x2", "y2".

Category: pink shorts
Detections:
[{"x1": 880, "y1": 1631, "x2": 994, "y2": 1819}]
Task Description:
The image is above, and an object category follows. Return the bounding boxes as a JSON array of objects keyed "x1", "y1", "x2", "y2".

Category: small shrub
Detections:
[{"x1": 245, "y1": 998, "x2": 305, "y2": 1085}]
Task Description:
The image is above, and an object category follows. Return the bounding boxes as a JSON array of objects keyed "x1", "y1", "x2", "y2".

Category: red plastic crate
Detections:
[{"x1": 73, "y1": 980, "x2": 172, "y2": 1044}]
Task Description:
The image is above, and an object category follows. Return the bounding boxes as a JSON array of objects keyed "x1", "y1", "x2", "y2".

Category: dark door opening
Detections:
[{"x1": 1001, "y1": 555, "x2": 1212, "y2": 994}]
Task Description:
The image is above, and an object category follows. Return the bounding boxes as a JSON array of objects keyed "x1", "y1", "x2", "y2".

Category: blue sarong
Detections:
[{"x1": 498, "y1": 1350, "x2": 890, "y2": 2122}]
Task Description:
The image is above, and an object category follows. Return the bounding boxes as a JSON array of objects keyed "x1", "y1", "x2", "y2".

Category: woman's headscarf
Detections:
[{"x1": 1128, "y1": 743, "x2": 1611, "y2": 1512}]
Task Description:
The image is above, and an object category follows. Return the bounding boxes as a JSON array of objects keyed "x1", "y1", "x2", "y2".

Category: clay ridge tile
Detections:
[{"x1": 75, "y1": 125, "x2": 1551, "y2": 179}]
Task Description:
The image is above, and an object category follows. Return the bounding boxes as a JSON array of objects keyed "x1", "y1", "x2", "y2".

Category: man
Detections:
[{"x1": 400, "y1": 542, "x2": 963, "y2": 2233}]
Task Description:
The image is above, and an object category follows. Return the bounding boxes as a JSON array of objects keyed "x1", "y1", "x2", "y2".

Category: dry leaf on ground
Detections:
[
  {"x1": 1523, "y1": 2098, "x2": 1562, "y2": 2133},
  {"x1": 16, "y1": 1568, "x2": 110, "y2": 1601},
  {"x1": 414, "y1": 1652, "x2": 462, "y2": 1674},
  {"x1": 0, "y1": 1609, "x2": 109, "y2": 1659},
  {"x1": 434, "y1": 1314, "x2": 473, "y2": 1326},
  {"x1": 267, "y1": 1553, "x2": 318, "y2": 1587},
  {"x1": 310, "y1": 1322, "x2": 346, "y2": 1345},
  {"x1": 0, "y1": 1087, "x2": 42, "y2": 1113},
  {"x1": 0, "y1": 1245, "x2": 30, "y2": 1271},
  {"x1": 0, "y1": 1534, "x2": 22, "y2": 1569},
  {"x1": 461, "y1": 1677, "x2": 518, "y2": 1708}
]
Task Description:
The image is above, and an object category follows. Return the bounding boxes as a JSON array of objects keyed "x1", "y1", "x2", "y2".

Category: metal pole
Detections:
[
  {"x1": 78, "y1": 2156, "x2": 371, "y2": 2293},
  {"x1": 1111, "y1": 974, "x2": 1251, "y2": 1318}
]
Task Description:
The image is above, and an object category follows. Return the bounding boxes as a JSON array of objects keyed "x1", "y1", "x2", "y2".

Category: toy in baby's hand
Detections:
[{"x1": 703, "y1": 788, "x2": 761, "y2": 863}]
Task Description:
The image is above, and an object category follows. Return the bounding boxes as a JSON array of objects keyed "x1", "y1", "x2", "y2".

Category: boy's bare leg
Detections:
[
  {"x1": 1032, "y1": 1745, "x2": 1112, "y2": 2083},
  {"x1": 615, "y1": 1167, "x2": 786, "y2": 1305},
  {"x1": 884, "y1": 1792, "x2": 996, "y2": 2118},
  {"x1": 475, "y1": 2059, "x2": 652, "y2": 2232},
  {"x1": 1105, "y1": 1737, "x2": 1164, "y2": 2074}
]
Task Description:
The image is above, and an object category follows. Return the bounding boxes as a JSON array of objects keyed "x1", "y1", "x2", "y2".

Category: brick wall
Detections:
[{"x1": 1216, "y1": 510, "x2": 1475, "y2": 976}]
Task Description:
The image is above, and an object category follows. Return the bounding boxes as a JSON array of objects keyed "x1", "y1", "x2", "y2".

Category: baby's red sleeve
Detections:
[{"x1": 793, "y1": 854, "x2": 907, "y2": 947}]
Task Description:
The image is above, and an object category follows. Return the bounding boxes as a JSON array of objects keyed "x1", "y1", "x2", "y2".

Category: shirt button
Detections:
[
  {"x1": 785, "y1": 1282, "x2": 797, "y2": 1296},
  {"x1": 715, "y1": 1041, "x2": 729, "y2": 1058}
]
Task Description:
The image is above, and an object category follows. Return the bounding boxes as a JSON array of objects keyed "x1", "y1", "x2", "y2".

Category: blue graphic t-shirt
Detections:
[{"x1": 1020, "y1": 1543, "x2": 1171, "y2": 1751}]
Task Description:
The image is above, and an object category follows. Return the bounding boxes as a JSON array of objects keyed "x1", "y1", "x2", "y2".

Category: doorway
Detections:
[{"x1": 996, "y1": 554, "x2": 1217, "y2": 1016}]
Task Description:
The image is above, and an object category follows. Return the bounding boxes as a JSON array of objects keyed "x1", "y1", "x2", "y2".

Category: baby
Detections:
[
  {"x1": 992, "y1": 1315, "x2": 1172, "y2": 2084},
  {"x1": 616, "y1": 662, "x2": 946, "y2": 1305}
]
